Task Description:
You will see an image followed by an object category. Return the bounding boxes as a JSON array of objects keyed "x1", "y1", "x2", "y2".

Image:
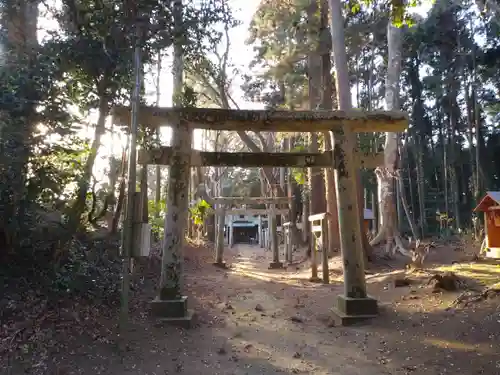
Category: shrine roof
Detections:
[{"x1": 473, "y1": 191, "x2": 500, "y2": 212}]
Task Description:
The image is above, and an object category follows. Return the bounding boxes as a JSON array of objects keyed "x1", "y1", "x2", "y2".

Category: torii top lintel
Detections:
[{"x1": 111, "y1": 105, "x2": 408, "y2": 133}]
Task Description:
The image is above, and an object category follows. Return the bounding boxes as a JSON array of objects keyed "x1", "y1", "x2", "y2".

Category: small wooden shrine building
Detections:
[{"x1": 473, "y1": 191, "x2": 500, "y2": 259}]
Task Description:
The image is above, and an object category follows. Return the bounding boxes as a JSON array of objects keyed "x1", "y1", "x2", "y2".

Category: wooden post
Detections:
[
  {"x1": 258, "y1": 215, "x2": 263, "y2": 247},
  {"x1": 310, "y1": 231, "x2": 319, "y2": 282},
  {"x1": 120, "y1": 15, "x2": 145, "y2": 331},
  {"x1": 229, "y1": 216, "x2": 234, "y2": 248},
  {"x1": 213, "y1": 212, "x2": 219, "y2": 246},
  {"x1": 214, "y1": 206, "x2": 226, "y2": 267},
  {"x1": 321, "y1": 216, "x2": 329, "y2": 284},
  {"x1": 302, "y1": 200, "x2": 309, "y2": 243},
  {"x1": 140, "y1": 164, "x2": 149, "y2": 222},
  {"x1": 269, "y1": 204, "x2": 284, "y2": 269},
  {"x1": 484, "y1": 212, "x2": 489, "y2": 248},
  {"x1": 330, "y1": 128, "x2": 378, "y2": 324},
  {"x1": 131, "y1": 191, "x2": 143, "y2": 257},
  {"x1": 309, "y1": 213, "x2": 327, "y2": 283},
  {"x1": 283, "y1": 222, "x2": 294, "y2": 263},
  {"x1": 284, "y1": 224, "x2": 289, "y2": 262}
]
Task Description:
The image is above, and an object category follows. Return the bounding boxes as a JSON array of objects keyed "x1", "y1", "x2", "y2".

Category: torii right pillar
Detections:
[{"x1": 330, "y1": 126, "x2": 378, "y2": 325}]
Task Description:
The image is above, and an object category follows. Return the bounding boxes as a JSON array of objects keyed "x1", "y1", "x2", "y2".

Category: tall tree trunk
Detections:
[
  {"x1": 328, "y1": 0, "x2": 372, "y2": 259},
  {"x1": 287, "y1": 136, "x2": 300, "y2": 247},
  {"x1": 306, "y1": 0, "x2": 325, "y2": 254},
  {"x1": 111, "y1": 143, "x2": 129, "y2": 234},
  {"x1": 415, "y1": 135, "x2": 426, "y2": 238},
  {"x1": 70, "y1": 89, "x2": 109, "y2": 229},
  {"x1": 0, "y1": 0, "x2": 38, "y2": 248},
  {"x1": 473, "y1": 87, "x2": 482, "y2": 198},
  {"x1": 465, "y1": 81, "x2": 477, "y2": 204},
  {"x1": 396, "y1": 136, "x2": 403, "y2": 231},
  {"x1": 155, "y1": 51, "x2": 163, "y2": 218},
  {"x1": 448, "y1": 90, "x2": 461, "y2": 229},
  {"x1": 320, "y1": 0, "x2": 340, "y2": 253},
  {"x1": 369, "y1": 23, "x2": 410, "y2": 256},
  {"x1": 400, "y1": 134, "x2": 420, "y2": 241},
  {"x1": 307, "y1": 0, "x2": 326, "y2": 218}
]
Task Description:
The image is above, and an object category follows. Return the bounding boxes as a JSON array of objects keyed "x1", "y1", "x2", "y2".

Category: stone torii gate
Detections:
[
  {"x1": 212, "y1": 196, "x2": 290, "y2": 269},
  {"x1": 112, "y1": 106, "x2": 408, "y2": 327}
]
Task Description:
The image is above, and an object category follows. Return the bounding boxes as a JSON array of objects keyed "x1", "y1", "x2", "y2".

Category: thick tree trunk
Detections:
[
  {"x1": 328, "y1": 0, "x2": 371, "y2": 259},
  {"x1": 0, "y1": 0, "x2": 38, "y2": 248},
  {"x1": 320, "y1": 0, "x2": 340, "y2": 253},
  {"x1": 369, "y1": 23, "x2": 410, "y2": 257},
  {"x1": 407, "y1": 59, "x2": 427, "y2": 237},
  {"x1": 448, "y1": 104, "x2": 461, "y2": 230},
  {"x1": 307, "y1": 0, "x2": 326, "y2": 222},
  {"x1": 415, "y1": 136, "x2": 426, "y2": 238}
]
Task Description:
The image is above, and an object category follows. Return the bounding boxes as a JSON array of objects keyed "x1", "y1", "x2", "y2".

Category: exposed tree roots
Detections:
[
  {"x1": 427, "y1": 271, "x2": 465, "y2": 292},
  {"x1": 370, "y1": 224, "x2": 411, "y2": 258},
  {"x1": 370, "y1": 168, "x2": 411, "y2": 258},
  {"x1": 449, "y1": 283, "x2": 500, "y2": 308}
]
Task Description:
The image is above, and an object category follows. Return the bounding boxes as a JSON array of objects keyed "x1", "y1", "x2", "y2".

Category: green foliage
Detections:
[
  {"x1": 243, "y1": 0, "x2": 311, "y2": 108},
  {"x1": 222, "y1": 168, "x2": 263, "y2": 197},
  {"x1": 291, "y1": 168, "x2": 307, "y2": 185},
  {"x1": 148, "y1": 199, "x2": 167, "y2": 237},
  {"x1": 242, "y1": 0, "x2": 500, "y2": 236},
  {"x1": 0, "y1": 0, "x2": 238, "y2": 271},
  {"x1": 189, "y1": 199, "x2": 213, "y2": 226}
]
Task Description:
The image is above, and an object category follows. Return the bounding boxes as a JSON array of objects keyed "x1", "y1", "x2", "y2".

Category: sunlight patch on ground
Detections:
[
  {"x1": 422, "y1": 338, "x2": 495, "y2": 355},
  {"x1": 231, "y1": 268, "x2": 277, "y2": 282},
  {"x1": 231, "y1": 267, "x2": 307, "y2": 287},
  {"x1": 230, "y1": 259, "x2": 326, "y2": 288},
  {"x1": 434, "y1": 262, "x2": 500, "y2": 286},
  {"x1": 365, "y1": 271, "x2": 406, "y2": 283},
  {"x1": 391, "y1": 296, "x2": 453, "y2": 313}
]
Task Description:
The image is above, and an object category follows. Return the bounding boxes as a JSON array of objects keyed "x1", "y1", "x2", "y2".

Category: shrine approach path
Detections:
[{"x1": 79, "y1": 243, "x2": 405, "y2": 375}]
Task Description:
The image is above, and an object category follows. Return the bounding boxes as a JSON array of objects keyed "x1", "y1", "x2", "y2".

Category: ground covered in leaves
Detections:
[{"x1": 1, "y1": 238, "x2": 499, "y2": 375}]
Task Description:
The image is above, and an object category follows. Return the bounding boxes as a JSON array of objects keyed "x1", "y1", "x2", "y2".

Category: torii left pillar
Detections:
[
  {"x1": 150, "y1": 116, "x2": 195, "y2": 328},
  {"x1": 330, "y1": 127, "x2": 378, "y2": 325}
]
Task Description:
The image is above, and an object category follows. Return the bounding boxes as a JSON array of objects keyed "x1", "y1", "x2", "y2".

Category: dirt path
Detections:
[
  {"x1": 6, "y1": 242, "x2": 498, "y2": 375},
  {"x1": 121, "y1": 244, "x2": 402, "y2": 375},
  {"x1": 44, "y1": 244, "x2": 399, "y2": 375}
]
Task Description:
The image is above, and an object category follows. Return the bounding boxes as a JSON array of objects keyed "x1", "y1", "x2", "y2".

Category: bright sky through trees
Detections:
[{"x1": 36, "y1": 0, "x2": 434, "y2": 183}]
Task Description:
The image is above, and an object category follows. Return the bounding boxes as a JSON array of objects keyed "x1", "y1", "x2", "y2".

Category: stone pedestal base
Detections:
[
  {"x1": 331, "y1": 294, "x2": 378, "y2": 326},
  {"x1": 150, "y1": 296, "x2": 195, "y2": 329},
  {"x1": 212, "y1": 261, "x2": 228, "y2": 269},
  {"x1": 268, "y1": 261, "x2": 284, "y2": 269}
]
